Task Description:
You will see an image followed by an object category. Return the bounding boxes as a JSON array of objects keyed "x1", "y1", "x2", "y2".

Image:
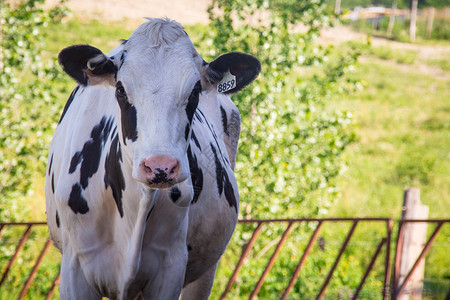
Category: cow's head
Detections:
[{"x1": 58, "y1": 18, "x2": 260, "y2": 189}]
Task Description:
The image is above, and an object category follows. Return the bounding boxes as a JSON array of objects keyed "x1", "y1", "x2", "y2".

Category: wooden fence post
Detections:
[
  {"x1": 387, "y1": 1, "x2": 397, "y2": 37},
  {"x1": 410, "y1": 0, "x2": 418, "y2": 42},
  {"x1": 426, "y1": 7, "x2": 435, "y2": 38},
  {"x1": 396, "y1": 188, "x2": 429, "y2": 300},
  {"x1": 334, "y1": 0, "x2": 341, "y2": 15}
]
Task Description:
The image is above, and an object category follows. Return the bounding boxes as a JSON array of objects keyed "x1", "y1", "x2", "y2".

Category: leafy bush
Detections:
[
  {"x1": 201, "y1": 0, "x2": 358, "y2": 219},
  {"x1": 198, "y1": 0, "x2": 360, "y2": 297},
  {"x1": 0, "y1": 1, "x2": 67, "y2": 297},
  {"x1": 0, "y1": 0, "x2": 67, "y2": 221}
]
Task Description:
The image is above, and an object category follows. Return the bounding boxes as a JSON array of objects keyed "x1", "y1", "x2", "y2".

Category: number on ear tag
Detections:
[{"x1": 217, "y1": 71, "x2": 236, "y2": 93}]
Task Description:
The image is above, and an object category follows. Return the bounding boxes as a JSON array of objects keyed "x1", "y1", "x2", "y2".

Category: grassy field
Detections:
[{"x1": 326, "y1": 39, "x2": 450, "y2": 219}]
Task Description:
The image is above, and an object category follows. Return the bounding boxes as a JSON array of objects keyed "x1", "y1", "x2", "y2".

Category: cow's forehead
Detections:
[
  {"x1": 117, "y1": 20, "x2": 201, "y2": 98},
  {"x1": 118, "y1": 48, "x2": 200, "y2": 101},
  {"x1": 129, "y1": 18, "x2": 187, "y2": 47}
]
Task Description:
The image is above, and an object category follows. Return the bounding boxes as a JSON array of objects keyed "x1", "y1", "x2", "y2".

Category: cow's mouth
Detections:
[{"x1": 146, "y1": 170, "x2": 175, "y2": 189}]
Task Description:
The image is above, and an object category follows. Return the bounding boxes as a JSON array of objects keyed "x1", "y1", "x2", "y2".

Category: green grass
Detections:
[
  {"x1": 323, "y1": 48, "x2": 450, "y2": 297},
  {"x1": 368, "y1": 46, "x2": 418, "y2": 64},
  {"x1": 327, "y1": 57, "x2": 450, "y2": 218},
  {"x1": 424, "y1": 57, "x2": 450, "y2": 72}
]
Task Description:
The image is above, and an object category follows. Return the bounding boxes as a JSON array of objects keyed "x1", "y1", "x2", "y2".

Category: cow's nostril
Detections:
[
  {"x1": 143, "y1": 164, "x2": 152, "y2": 174},
  {"x1": 170, "y1": 166, "x2": 176, "y2": 174}
]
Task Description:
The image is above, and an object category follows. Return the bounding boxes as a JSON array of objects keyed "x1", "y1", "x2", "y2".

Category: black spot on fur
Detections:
[
  {"x1": 69, "y1": 116, "x2": 114, "y2": 189},
  {"x1": 187, "y1": 145, "x2": 203, "y2": 204},
  {"x1": 69, "y1": 151, "x2": 82, "y2": 174},
  {"x1": 187, "y1": 244, "x2": 193, "y2": 251},
  {"x1": 48, "y1": 154, "x2": 54, "y2": 176},
  {"x1": 185, "y1": 123, "x2": 190, "y2": 141},
  {"x1": 170, "y1": 187, "x2": 181, "y2": 202},
  {"x1": 59, "y1": 85, "x2": 80, "y2": 124},
  {"x1": 191, "y1": 130, "x2": 201, "y2": 151},
  {"x1": 68, "y1": 183, "x2": 89, "y2": 214},
  {"x1": 118, "y1": 50, "x2": 127, "y2": 69},
  {"x1": 56, "y1": 211, "x2": 60, "y2": 228},
  {"x1": 116, "y1": 83, "x2": 138, "y2": 144},
  {"x1": 198, "y1": 109, "x2": 230, "y2": 166},
  {"x1": 51, "y1": 173, "x2": 55, "y2": 194},
  {"x1": 146, "y1": 205, "x2": 155, "y2": 222},
  {"x1": 104, "y1": 133, "x2": 125, "y2": 217},
  {"x1": 185, "y1": 81, "x2": 201, "y2": 124},
  {"x1": 194, "y1": 111, "x2": 203, "y2": 123},
  {"x1": 220, "y1": 106, "x2": 229, "y2": 136},
  {"x1": 210, "y1": 143, "x2": 237, "y2": 212}
]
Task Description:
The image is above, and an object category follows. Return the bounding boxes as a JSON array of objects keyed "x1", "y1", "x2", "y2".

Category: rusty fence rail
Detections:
[
  {"x1": 1, "y1": 219, "x2": 449, "y2": 299},
  {"x1": 0, "y1": 222, "x2": 60, "y2": 300},
  {"x1": 221, "y1": 218, "x2": 394, "y2": 300}
]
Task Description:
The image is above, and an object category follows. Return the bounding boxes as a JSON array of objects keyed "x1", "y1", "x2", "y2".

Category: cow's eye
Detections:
[{"x1": 115, "y1": 82, "x2": 127, "y2": 98}]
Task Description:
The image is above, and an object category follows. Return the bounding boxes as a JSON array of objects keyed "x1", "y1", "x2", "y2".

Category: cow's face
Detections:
[{"x1": 58, "y1": 18, "x2": 260, "y2": 190}]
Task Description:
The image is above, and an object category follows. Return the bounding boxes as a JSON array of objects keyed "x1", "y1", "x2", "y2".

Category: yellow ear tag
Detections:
[{"x1": 217, "y1": 71, "x2": 236, "y2": 93}]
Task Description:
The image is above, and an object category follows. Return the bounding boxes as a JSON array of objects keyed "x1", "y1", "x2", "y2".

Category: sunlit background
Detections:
[{"x1": 0, "y1": 0, "x2": 449, "y2": 298}]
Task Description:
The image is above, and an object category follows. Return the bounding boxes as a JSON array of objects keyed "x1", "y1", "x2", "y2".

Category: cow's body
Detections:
[{"x1": 45, "y1": 18, "x2": 259, "y2": 299}]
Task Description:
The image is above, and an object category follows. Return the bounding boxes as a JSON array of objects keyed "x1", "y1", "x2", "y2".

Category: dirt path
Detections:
[
  {"x1": 321, "y1": 25, "x2": 450, "y2": 80},
  {"x1": 320, "y1": 25, "x2": 450, "y2": 59},
  {"x1": 45, "y1": 0, "x2": 210, "y2": 26}
]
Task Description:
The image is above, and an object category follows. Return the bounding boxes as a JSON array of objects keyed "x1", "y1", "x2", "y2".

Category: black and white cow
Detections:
[{"x1": 45, "y1": 18, "x2": 260, "y2": 299}]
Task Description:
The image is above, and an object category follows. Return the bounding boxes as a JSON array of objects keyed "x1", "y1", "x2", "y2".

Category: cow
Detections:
[{"x1": 45, "y1": 18, "x2": 260, "y2": 300}]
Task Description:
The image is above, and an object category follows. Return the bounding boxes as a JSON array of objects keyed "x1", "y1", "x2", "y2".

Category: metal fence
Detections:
[
  {"x1": 0, "y1": 218, "x2": 449, "y2": 299},
  {"x1": 220, "y1": 218, "x2": 393, "y2": 300}
]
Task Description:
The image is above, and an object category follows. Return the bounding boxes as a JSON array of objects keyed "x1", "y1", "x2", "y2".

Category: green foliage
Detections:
[
  {"x1": 0, "y1": 4, "x2": 66, "y2": 290},
  {"x1": 0, "y1": 0, "x2": 68, "y2": 221},
  {"x1": 201, "y1": 0, "x2": 358, "y2": 220}
]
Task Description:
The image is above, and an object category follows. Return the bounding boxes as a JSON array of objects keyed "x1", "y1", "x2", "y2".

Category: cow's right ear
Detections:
[{"x1": 58, "y1": 45, "x2": 117, "y2": 86}]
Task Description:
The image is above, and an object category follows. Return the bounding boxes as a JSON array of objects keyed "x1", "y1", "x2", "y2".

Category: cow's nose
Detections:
[{"x1": 140, "y1": 155, "x2": 180, "y2": 186}]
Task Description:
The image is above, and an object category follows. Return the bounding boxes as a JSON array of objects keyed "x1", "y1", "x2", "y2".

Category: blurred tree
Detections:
[
  {"x1": 201, "y1": 0, "x2": 358, "y2": 220},
  {"x1": 0, "y1": 0, "x2": 67, "y2": 221}
]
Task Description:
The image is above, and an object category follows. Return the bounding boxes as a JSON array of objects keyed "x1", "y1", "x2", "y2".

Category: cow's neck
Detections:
[{"x1": 111, "y1": 147, "x2": 191, "y2": 296}]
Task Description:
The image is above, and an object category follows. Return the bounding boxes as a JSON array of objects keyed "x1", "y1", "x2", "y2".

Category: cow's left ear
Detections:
[
  {"x1": 58, "y1": 45, "x2": 117, "y2": 86},
  {"x1": 204, "y1": 52, "x2": 261, "y2": 94}
]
